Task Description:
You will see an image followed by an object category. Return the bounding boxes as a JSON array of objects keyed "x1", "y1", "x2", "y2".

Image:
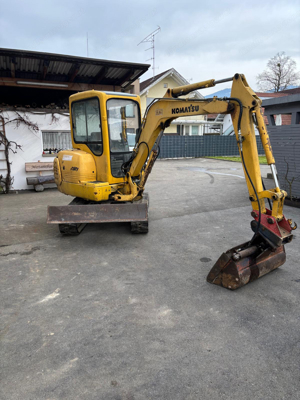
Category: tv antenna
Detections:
[
  {"x1": 87, "y1": 32, "x2": 89, "y2": 57},
  {"x1": 138, "y1": 26, "x2": 161, "y2": 77}
]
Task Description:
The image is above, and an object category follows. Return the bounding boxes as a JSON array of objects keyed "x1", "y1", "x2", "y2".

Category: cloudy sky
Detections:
[{"x1": 1, "y1": 0, "x2": 299, "y2": 94}]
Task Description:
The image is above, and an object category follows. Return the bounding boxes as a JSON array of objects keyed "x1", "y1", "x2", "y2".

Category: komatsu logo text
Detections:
[{"x1": 172, "y1": 105, "x2": 200, "y2": 114}]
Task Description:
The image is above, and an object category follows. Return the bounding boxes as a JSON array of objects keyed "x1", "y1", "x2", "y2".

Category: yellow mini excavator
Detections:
[{"x1": 47, "y1": 73, "x2": 296, "y2": 289}]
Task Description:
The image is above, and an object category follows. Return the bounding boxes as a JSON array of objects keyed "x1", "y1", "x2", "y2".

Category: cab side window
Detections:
[{"x1": 72, "y1": 98, "x2": 102, "y2": 155}]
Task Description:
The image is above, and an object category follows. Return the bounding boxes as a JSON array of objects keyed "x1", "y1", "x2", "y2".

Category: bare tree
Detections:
[
  {"x1": 257, "y1": 52, "x2": 300, "y2": 92},
  {"x1": 0, "y1": 112, "x2": 38, "y2": 193},
  {"x1": 284, "y1": 156, "x2": 300, "y2": 200},
  {"x1": 0, "y1": 129, "x2": 22, "y2": 193}
]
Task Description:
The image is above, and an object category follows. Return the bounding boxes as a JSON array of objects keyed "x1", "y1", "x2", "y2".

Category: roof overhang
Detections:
[
  {"x1": 262, "y1": 93, "x2": 300, "y2": 107},
  {"x1": 0, "y1": 48, "x2": 150, "y2": 91}
]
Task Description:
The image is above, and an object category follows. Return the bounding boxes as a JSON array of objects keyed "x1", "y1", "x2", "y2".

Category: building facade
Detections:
[
  {"x1": 0, "y1": 48, "x2": 149, "y2": 191},
  {"x1": 140, "y1": 68, "x2": 208, "y2": 135}
]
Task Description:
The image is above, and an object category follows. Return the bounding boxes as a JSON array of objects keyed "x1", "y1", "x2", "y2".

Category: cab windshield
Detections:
[{"x1": 107, "y1": 98, "x2": 140, "y2": 177}]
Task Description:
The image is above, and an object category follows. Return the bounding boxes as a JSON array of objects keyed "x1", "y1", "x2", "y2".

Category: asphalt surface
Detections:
[{"x1": 1, "y1": 158, "x2": 299, "y2": 400}]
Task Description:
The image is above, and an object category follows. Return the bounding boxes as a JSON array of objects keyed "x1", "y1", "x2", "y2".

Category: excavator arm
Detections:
[{"x1": 116, "y1": 73, "x2": 295, "y2": 289}]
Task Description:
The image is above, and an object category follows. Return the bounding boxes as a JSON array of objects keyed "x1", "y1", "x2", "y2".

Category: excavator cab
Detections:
[{"x1": 53, "y1": 91, "x2": 142, "y2": 202}]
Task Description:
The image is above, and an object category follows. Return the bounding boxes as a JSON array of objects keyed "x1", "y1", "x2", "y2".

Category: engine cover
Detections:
[
  {"x1": 56, "y1": 150, "x2": 96, "y2": 184},
  {"x1": 54, "y1": 150, "x2": 111, "y2": 201}
]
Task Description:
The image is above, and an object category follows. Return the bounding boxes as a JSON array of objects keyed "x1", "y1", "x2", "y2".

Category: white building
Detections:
[{"x1": 140, "y1": 68, "x2": 209, "y2": 135}]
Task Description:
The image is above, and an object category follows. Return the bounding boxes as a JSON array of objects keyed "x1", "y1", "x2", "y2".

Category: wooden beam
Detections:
[
  {"x1": 0, "y1": 77, "x2": 122, "y2": 92},
  {"x1": 42, "y1": 60, "x2": 50, "y2": 80},
  {"x1": 119, "y1": 69, "x2": 135, "y2": 87},
  {"x1": 68, "y1": 63, "x2": 80, "y2": 83},
  {"x1": 93, "y1": 67, "x2": 108, "y2": 84},
  {"x1": 10, "y1": 57, "x2": 16, "y2": 79}
]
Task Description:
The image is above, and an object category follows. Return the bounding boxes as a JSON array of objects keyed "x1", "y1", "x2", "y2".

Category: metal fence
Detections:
[
  {"x1": 268, "y1": 126, "x2": 300, "y2": 199},
  {"x1": 263, "y1": 95, "x2": 300, "y2": 199},
  {"x1": 157, "y1": 135, "x2": 264, "y2": 159}
]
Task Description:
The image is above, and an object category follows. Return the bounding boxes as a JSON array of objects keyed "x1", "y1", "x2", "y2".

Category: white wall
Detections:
[
  {"x1": 222, "y1": 114, "x2": 234, "y2": 135},
  {"x1": 222, "y1": 114, "x2": 260, "y2": 136},
  {"x1": 1, "y1": 110, "x2": 70, "y2": 190}
]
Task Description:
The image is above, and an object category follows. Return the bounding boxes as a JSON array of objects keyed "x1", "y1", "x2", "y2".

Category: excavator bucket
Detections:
[
  {"x1": 207, "y1": 208, "x2": 294, "y2": 289},
  {"x1": 207, "y1": 241, "x2": 286, "y2": 290}
]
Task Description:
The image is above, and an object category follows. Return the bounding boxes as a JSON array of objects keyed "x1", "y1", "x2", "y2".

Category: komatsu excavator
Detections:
[{"x1": 47, "y1": 73, "x2": 296, "y2": 289}]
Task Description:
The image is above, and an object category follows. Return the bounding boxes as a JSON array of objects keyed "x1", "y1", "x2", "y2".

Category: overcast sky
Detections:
[{"x1": 1, "y1": 0, "x2": 299, "y2": 94}]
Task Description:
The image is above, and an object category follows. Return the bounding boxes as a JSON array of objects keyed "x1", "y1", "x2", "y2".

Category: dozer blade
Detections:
[
  {"x1": 207, "y1": 241, "x2": 286, "y2": 290},
  {"x1": 48, "y1": 202, "x2": 148, "y2": 224},
  {"x1": 47, "y1": 195, "x2": 149, "y2": 235}
]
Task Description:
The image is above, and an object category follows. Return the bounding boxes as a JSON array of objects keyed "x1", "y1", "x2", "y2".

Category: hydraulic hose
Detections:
[{"x1": 224, "y1": 97, "x2": 261, "y2": 245}]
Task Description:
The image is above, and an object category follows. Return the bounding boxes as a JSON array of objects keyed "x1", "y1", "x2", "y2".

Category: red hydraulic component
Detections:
[
  {"x1": 207, "y1": 210, "x2": 294, "y2": 290},
  {"x1": 250, "y1": 209, "x2": 293, "y2": 248}
]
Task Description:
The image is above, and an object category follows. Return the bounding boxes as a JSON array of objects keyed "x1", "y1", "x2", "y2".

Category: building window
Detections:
[
  {"x1": 42, "y1": 131, "x2": 72, "y2": 154},
  {"x1": 191, "y1": 125, "x2": 198, "y2": 135},
  {"x1": 177, "y1": 125, "x2": 184, "y2": 135},
  {"x1": 185, "y1": 125, "x2": 190, "y2": 135},
  {"x1": 164, "y1": 83, "x2": 168, "y2": 88}
]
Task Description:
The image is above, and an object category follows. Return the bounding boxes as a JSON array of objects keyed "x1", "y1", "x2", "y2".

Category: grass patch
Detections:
[{"x1": 206, "y1": 156, "x2": 268, "y2": 164}]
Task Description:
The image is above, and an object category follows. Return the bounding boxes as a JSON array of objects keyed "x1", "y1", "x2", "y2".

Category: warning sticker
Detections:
[{"x1": 62, "y1": 155, "x2": 73, "y2": 161}]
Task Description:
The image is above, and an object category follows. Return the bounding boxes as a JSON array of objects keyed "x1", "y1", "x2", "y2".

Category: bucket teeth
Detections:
[{"x1": 207, "y1": 242, "x2": 286, "y2": 290}]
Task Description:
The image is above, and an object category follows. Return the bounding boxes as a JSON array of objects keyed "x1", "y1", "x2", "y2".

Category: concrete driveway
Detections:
[{"x1": 1, "y1": 158, "x2": 299, "y2": 400}]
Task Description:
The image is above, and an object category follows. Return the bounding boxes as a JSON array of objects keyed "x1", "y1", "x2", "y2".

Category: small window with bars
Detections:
[{"x1": 42, "y1": 131, "x2": 72, "y2": 155}]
